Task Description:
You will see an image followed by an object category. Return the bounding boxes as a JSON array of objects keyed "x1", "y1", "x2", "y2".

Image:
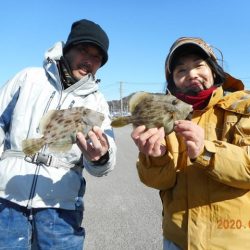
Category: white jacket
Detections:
[{"x1": 0, "y1": 42, "x2": 116, "y2": 209}]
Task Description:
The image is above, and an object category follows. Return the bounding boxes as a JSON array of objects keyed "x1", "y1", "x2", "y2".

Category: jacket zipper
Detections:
[
  {"x1": 26, "y1": 89, "x2": 75, "y2": 213},
  {"x1": 26, "y1": 91, "x2": 57, "y2": 213}
]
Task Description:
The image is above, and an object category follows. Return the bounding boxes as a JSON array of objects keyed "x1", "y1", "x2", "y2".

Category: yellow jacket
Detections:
[{"x1": 136, "y1": 76, "x2": 250, "y2": 249}]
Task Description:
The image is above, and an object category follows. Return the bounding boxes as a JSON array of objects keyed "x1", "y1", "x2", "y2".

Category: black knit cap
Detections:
[{"x1": 64, "y1": 19, "x2": 109, "y2": 66}]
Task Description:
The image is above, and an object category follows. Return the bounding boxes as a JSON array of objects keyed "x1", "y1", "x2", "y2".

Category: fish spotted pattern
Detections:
[
  {"x1": 111, "y1": 92, "x2": 193, "y2": 134},
  {"x1": 22, "y1": 106, "x2": 105, "y2": 155}
]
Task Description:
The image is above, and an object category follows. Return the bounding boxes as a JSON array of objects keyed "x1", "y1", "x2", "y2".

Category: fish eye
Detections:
[{"x1": 172, "y1": 99, "x2": 178, "y2": 105}]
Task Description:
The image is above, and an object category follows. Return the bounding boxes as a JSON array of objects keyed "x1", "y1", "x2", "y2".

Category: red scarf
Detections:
[{"x1": 175, "y1": 86, "x2": 217, "y2": 110}]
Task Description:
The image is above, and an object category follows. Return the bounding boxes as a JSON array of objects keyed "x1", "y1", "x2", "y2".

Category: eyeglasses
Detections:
[{"x1": 75, "y1": 44, "x2": 103, "y2": 64}]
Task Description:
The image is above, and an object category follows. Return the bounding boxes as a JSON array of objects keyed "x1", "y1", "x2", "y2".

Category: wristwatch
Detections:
[{"x1": 91, "y1": 149, "x2": 110, "y2": 166}]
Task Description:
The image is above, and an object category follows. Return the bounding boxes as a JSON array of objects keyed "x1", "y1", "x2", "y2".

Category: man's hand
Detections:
[{"x1": 76, "y1": 126, "x2": 109, "y2": 162}]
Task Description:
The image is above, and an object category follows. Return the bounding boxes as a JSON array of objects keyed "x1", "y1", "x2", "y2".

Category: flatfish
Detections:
[
  {"x1": 111, "y1": 92, "x2": 193, "y2": 134},
  {"x1": 22, "y1": 106, "x2": 105, "y2": 155}
]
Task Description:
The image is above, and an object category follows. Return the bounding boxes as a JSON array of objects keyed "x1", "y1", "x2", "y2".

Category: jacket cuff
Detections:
[
  {"x1": 192, "y1": 140, "x2": 216, "y2": 167},
  {"x1": 91, "y1": 150, "x2": 110, "y2": 166},
  {"x1": 139, "y1": 152, "x2": 170, "y2": 169},
  {"x1": 84, "y1": 147, "x2": 116, "y2": 177}
]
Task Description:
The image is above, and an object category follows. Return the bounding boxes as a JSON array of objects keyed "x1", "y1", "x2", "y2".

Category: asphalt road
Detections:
[{"x1": 83, "y1": 125, "x2": 163, "y2": 250}]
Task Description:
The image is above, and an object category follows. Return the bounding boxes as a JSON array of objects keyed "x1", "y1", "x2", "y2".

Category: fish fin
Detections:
[
  {"x1": 81, "y1": 124, "x2": 93, "y2": 136},
  {"x1": 49, "y1": 133, "x2": 76, "y2": 153},
  {"x1": 186, "y1": 112, "x2": 193, "y2": 120},
  {"x1": 111, "y1": 116, "x2": 131, "y2": 127},
  {"x1": 22, "y1": 137, "x2": 45, "y2": 155},
  {"x1": 129, "y1": 92, "x2": 149, "y2": 113},
  {"x1": 163, "y1": 114, "x2": 175, "y2": 135},
  {"x1": 39, "y1": 110, "x2": 57, "y2": 133},
  {"x1": 49, "y1": 141, "x2": 73, "y2": 153}
]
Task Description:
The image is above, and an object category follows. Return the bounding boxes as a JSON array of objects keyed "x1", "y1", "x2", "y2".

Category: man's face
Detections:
[{"x1": 64, "y1": 43, "x2": 103, "y2": 80}]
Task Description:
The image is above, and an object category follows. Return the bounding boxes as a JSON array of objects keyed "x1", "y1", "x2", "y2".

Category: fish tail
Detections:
[
  {"x1": 111, "y1": 116, "x2": 131, "y2": 127},
  {"x1": 22, "y1": 137, "x2": 45, "y2": 155}
]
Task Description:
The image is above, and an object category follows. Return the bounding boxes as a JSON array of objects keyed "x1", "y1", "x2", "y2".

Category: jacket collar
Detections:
[
  {"x1": 193, "y1": 73, "x2": 245, "y2": 113},
  {"x1": 43, "y1": 41, "x2": 99, "y2": 96}
]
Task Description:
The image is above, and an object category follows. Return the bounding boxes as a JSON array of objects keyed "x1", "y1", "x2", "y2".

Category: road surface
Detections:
[{"x1": 83, "y1": 125, "x2": 163, "y2": 250}]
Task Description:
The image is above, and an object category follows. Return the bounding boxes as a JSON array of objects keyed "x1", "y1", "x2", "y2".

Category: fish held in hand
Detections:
[
  {"x1": 111, "y1": 92, "x2": 193, "y2": 134},
  {"x1": 22, "y1": 107, "x2": 105, "y2": 156}
]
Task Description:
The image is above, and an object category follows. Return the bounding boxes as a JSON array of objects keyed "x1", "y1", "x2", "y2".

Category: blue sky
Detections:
[{"x1": 1, "y1": 0, "x2": 250, "y2": 101}]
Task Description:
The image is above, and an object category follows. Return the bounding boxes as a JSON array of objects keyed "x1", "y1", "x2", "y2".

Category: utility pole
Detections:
[{"x1": 119, "y1": 81, "x2": 123, "y2": 116}]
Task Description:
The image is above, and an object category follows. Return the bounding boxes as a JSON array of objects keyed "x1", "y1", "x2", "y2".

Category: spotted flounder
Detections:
[
  {"x1": 22, "y1": 106, "x2": 105, "y2": 156},
  {"x1": 111, "y1": 92, "x2": 193, "y2": 134}
]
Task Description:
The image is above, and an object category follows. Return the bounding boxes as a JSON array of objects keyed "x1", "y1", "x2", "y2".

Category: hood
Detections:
[
  {"x1": 44, "y1": 41, "x2": 64, "y2": 63},
  {"x1": 222, "y1": 73, "x2": 244, "y2": 92},
  {"x1": 43, "y1": 41, "x2": 99, "y2": 96}
]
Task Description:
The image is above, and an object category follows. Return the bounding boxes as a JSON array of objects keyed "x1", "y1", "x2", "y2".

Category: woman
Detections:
[{"x1": 131, "y1": 37, "x2": 250, "y2": 249}]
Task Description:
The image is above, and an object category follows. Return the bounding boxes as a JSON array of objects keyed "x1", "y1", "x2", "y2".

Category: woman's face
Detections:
[{"x1": 172, "y1": 54, "x2": 214, "y2": 94}]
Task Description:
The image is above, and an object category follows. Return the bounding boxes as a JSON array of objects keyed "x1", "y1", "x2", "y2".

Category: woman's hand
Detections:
[
  {"x1": 131, "y1": 125, "x2": 166, "y2": 157},
  {"x1": 174, "y1": 120, "x2": 204, "y2": 159}
]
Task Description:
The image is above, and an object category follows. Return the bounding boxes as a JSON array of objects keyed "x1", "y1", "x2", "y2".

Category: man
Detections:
[{"x1": 0, "y1": 19, "x2": 116, "y2": 249}]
